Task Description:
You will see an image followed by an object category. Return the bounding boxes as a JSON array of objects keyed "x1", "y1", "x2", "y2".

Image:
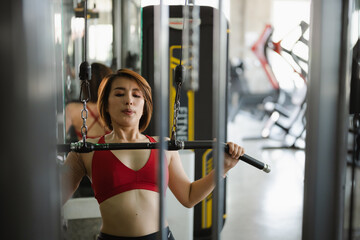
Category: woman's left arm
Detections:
[{"x1": 167, "y1": 142, "x2": 244, "y2": 208}]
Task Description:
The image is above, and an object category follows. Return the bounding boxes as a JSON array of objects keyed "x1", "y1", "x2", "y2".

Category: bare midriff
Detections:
[{"x1": 98, "y1": 189, "x2": 168, "y2": 237}]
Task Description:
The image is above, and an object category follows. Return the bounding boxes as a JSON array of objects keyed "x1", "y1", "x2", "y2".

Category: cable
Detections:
[
  {"x1": 170, "y1": 0, "x2": 188, "y2": 140},
  {"x1": 179, "y1": 0, "x2": 188, "y2": 66},
  {"x1": 78, "y1": 0, "x2": 92, "y2": 145}
]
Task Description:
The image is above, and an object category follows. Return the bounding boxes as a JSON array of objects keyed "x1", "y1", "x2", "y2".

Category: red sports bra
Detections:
[
  {"x1": 91, "y1": 135, "x2": 169, "y2": 204},
  {"x1": 75, "y1": 107, "x2": 110, "y2": 139}
]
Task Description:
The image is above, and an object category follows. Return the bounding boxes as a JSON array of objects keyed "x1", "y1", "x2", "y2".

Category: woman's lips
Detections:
[{"x1": 122, "y1": 109, "x2": 134, "y2": 115}]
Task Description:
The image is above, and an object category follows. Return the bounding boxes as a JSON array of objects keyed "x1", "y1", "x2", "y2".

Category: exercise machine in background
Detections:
[{"x1": 240, "y1": 21, "x2": 309, "y2": 150}]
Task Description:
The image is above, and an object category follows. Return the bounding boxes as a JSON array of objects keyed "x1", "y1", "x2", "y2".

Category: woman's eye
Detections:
[
  {"x1": 115, "y1": 93, "x2": 124, "y2": 97},
  {"x1": 133, "y1": 95, "x2": 141, "y2": 98}
]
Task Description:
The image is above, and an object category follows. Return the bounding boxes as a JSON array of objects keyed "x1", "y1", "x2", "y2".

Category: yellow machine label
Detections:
[{"x1": 201, "y1": 149, "x2": 213, "y2": 228}]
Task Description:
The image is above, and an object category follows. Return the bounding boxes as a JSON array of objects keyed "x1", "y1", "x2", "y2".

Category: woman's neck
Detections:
[{"x1": 108, "y1": 127, "x2": 144, "y2": 142}]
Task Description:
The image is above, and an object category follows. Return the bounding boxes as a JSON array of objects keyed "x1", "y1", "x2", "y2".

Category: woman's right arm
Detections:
[{"x1": 61, "y1": 151, "x2": 86, "y2": 205}]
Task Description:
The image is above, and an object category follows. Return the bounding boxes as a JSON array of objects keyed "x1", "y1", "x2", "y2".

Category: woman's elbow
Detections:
[
  {"x1": 181, "y1": 200, "x2": 198, "y2": 208},
  {"x1": 182, "y1": 203, "x2": 193, "y2": 208}
]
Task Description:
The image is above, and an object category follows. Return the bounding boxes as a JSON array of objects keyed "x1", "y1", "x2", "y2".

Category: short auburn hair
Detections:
[{"x1": 97, "y1": 69, "x2": 153, "y2": 132}]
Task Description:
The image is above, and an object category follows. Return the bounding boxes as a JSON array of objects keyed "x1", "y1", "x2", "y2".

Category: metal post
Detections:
[
  {"x1": 121, "y1": 0, "x2": 130, "y2": 69},
  {"x1": 113, "y1": 0, "x2": 122, "y2": 69},
  {"x1": 302, "y1": 0, "x2": 352, "y2": 239},
  {"x1": 212, "y1": 0, "x2": 227, "y2": 239},
  {"x1": 0, "y1": 0, "x2": 61, "y2": 239},
  {"x1": 154, "y1": 1, "x2": 169, "y2": 239}
]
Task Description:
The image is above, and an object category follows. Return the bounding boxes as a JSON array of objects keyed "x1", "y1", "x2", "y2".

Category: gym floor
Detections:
[{"x1": 221, "y1": 112, "x2": 305, "y2": 240}]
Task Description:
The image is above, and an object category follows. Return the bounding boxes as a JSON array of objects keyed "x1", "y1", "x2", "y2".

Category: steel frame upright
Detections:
[
  {"x1": 302, "y1": 0, "x2": 353, "y2": 239},
  {"x1": 154, "y1": 1, "x2": 169, "y2": 239},
  {"x1": 153, "y1": 1, "x2": 228, "y2": 239},
  {"x1": 212, "y1": 0, "x2": 227, "y2": 239}
]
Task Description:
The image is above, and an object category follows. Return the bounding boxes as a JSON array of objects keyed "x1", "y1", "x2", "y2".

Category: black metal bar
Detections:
[{"x1": 57, "y1": 140, "x2": 271, "y2": 173}]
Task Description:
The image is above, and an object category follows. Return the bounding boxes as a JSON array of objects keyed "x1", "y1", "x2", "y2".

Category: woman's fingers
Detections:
[{"x1": 226, "y1": 142, "x2": 245, "y2": 159}]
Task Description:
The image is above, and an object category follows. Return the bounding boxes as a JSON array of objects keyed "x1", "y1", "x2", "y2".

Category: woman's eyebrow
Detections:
[
  {"x1": 113, "y1": 87, "x2": 125, "y2": 91},
  {"x1": 132, "y1": 88, "x2": 142, "y2": 93},
  {"x1": 113, "y1": 87, "x2": 142, "y2": 93}
]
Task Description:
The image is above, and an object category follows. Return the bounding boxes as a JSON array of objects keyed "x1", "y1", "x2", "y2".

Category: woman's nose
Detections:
[{"x1": 125, "y1": 95, "x2": 133, "y2": 105}]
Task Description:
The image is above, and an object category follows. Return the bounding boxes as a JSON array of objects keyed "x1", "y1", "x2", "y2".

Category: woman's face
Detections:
[{"x1": 107, "y1": 77, "x2": 145, "y2": 130}]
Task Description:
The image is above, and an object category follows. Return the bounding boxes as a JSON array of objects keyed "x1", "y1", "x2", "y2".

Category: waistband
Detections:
[{"x1": 97, "y1": 227, "x2": 174, "y2": 240}]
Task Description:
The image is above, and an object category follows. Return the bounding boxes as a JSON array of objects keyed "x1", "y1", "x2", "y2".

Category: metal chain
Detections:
[
  {"x1": 80, "y1": 80, "x2": 91, "y2": 144},
  {"x1": 79, "y1": 0, "x2": 90, "y2": 146},
  {"x1": 80, "y1": 100, "x2": 88, "y2": 143},
  {"x1": 171, "y1": 84, "x2": 182, "y2": 141}
]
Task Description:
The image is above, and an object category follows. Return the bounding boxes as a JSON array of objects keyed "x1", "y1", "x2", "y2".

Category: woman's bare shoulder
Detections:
[
  {"x1": 149, "y1": 136, "x2": 170, "y2": 142},
  {"x1": 65, "y1": 102, "x2": 82, "y2": 111}
]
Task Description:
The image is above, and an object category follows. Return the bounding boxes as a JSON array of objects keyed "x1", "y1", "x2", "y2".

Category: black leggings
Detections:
[{"x1": 97, "y1": 227, "x2": 175, "y2": 240}]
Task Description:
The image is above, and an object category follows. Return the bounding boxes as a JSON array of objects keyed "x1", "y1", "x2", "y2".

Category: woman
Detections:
[
  {"x1": 65, "y1": 62, "x2": 113, "y2": 142},
  {"x1": 62, "y1": 69, "x2": 245, "y2": 240}
]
